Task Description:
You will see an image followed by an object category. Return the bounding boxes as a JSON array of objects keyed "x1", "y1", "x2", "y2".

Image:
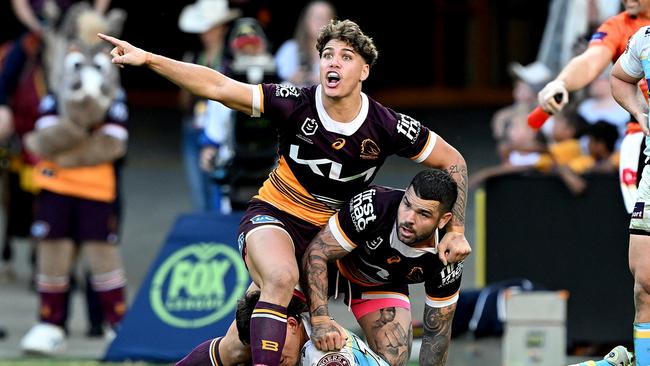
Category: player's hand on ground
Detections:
[
  {"x1": 437, "y1": 231, "x2": 471, "y2": 265},
  {"x1": 538, "y1": 80, "x2": 568, "y2": 114},
  {"x1": 97, "y1": 33, "x2": 148, "y2": 67},
  {"x1": 310, "y1": 316, "x2": 348, "y2": 352}
]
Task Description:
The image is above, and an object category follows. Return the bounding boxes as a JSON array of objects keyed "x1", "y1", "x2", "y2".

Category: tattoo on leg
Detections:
[{"x1": 369, "y1": 307, "x2": 410, "y2": 366}]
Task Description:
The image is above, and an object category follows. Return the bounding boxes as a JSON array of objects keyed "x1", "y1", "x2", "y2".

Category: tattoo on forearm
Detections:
[
  {"x1": 446, "y1": 164, "x2": 467, "y2": 226},
  {"x1": 302, "y1": 226, "x2": 349, "y2": 317},
  {"x1": 420, "y1": 304, "x2": 455, "y2": 366}
]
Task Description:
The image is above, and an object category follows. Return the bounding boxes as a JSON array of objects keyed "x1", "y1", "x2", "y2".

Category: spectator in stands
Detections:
[
  {"x1": 275, "y1": 1, "x2": 335, "y2": 86},
  {"x1": 577, "y1": 69, "x2": 630, "y2": 149},
  {"x1": 568, "y1": 120, "x2": 620, "y2": 174},
  {"x1": 178, "y1": 0, "x2": 241, "y2": 212},
  {"x1": 492, "y1": 61, "x2": 551, "y2": 162}
]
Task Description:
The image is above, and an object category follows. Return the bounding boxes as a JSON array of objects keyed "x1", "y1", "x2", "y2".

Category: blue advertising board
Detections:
[{"x1": 105, "y1": 212, "x2": 248, "y2": 362}]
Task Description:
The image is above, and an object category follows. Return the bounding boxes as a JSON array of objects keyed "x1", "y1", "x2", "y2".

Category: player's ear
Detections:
[
  {"x1": 438, "y1": 212, "x2": 453, "y2": 229},
  {"x1": 360, "y1": 64, "x2": 369, "y2": 82},
  {"x1": 287, "y1": 316, "x2": 299, "y2": 334}
]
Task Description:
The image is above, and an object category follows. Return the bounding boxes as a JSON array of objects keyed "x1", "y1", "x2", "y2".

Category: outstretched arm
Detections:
[
  {"x1": 302, "y1": 224, "x2": 349, "y2": 351},
  {"x1": 420, "y1": 303, "x2": 456, "y2": 366},
  {"x1": 97, "y1": 33, "x2": 255, "y2": 115},
  {"x1": 421, "y1": 137, "x2": 470, "y2": 265}
]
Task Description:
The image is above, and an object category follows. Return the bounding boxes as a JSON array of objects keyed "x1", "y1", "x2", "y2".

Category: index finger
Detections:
[{"x1": 97, "y1": 33, "x2": 124, "y2": 47}]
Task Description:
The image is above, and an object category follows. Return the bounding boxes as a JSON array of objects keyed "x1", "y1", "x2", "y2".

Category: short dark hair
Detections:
[
  {"x1": 586, "y1": 120, "x2": 619, "y2": 153},
  {"x1": 316, "y1": 19, "x2": 378, "y2": 67},
  {"x1": 408, "y1": 169, "x2": 458, "y2": 213},
  {"x1": 235, "y1": 291, "x2": 308, "y2": 345}
]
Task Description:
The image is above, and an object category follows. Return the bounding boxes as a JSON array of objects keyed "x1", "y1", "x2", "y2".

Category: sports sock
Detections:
[
  {"x1": 635, "y1": 322, "x2": 650, "y2": 365},
  {"x1": 176, "y1": 337, "x2": 222, "y2": 366},
  {"x1": 37, "y1": 274, "x2": 69, "y2": 327},
  {"x1": 250, "y1": 301, "x2": 288, "y2": 366},
  {"x1": 91, "y1": 269, "x2": 127, "y2": 327}
]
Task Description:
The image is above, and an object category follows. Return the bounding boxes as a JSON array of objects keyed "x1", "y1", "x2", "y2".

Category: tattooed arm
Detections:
[
  {"x1": 420, "y1": 303, "x2": 456, "y2": 366},
  {"x1": 301, "y1": 224, "x2": 350, "y2": 352},
  {"x1": 422, "y1": 136, "x2": 470, "y2": 265}
]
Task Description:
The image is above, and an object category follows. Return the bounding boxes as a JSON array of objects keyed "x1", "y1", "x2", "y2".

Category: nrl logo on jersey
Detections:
[
  {"x1": 396, "y1": 114, "x2": 421, "y2": 144},
  {"x1": 301, "y1": 117, "x2": 319, "y2": 136},
  {"x1": 275, "y1": 84, "x2": 300, "y2": 98},
  {"x1": 366, "y1": 236, "x2": 383, "y2": 250}
]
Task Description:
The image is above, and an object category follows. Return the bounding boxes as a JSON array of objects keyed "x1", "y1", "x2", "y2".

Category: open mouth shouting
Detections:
[{"x1": 326, "y1": 71, "x2": 341, "y2": 87}]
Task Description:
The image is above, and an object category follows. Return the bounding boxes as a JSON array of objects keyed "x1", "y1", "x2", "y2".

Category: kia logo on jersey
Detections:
[{"x1": 301, "y1": 118, "x2": 318, "y2": 136}]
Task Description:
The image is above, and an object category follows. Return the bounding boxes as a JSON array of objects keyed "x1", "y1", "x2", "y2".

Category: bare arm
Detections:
[
  {"x1": 421, "y1": 137, "x2": 470, "y2": 265},
  {"x1": 11, "y1": 0, "x2": 42, "y2": 33},
  {"x1": 611, "y1": 59, "x2": 649, "y2": 135},
  {"x1": 97, "y1": 33, "x2": 254, "y2": 115},
  {"x1": 538, "y1": 45, "x2": 613, "y2": 113},
  {"x1": 301, "y1": 224, "x2": 349, "y2": 351},
  {"x1": 419, "y1": 303, "x2": 456, "y2": 366},
  {"x1": 556, "y1": 46, "x2": 613, "y2": 91}
]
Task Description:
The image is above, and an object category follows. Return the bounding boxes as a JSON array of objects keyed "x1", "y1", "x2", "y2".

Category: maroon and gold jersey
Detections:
[
  {"x1": 252, "y1": 84, "x2": 437, "y2": 226},
  {"x1": 329, "y1": 186, "x2": 462, "y2": 307}
]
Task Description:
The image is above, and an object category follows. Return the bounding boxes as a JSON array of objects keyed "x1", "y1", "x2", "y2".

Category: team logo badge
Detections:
[
  {"x1": 407, "y1": 267, "x2": 424, "y2": 282},
  {"x1": 301, "y1": 118, "x2": 319, "y2": 136},
  {"x1": 250, "y1": 215, "x2": 283, "y2": 225},
  {"x1": 360, "y1": 138, "x2": 380, "y2": 159},
  {"x1": 632, "y1": 202, "x2": 645, "y2": 219},
  {"x1": 590, "y1": 31, "x2": 607, "y2": 42},
  {"x1": 317, "y1": 353, "x2": 351, "y2": 366}
]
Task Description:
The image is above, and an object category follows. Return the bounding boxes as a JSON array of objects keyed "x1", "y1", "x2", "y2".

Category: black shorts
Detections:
[
  {"x1": 238, "y1": 199, "x2": 321, "y2": 263},
  {"x1": 31, "y1": 190, "x2": 119, "y2": 244}
]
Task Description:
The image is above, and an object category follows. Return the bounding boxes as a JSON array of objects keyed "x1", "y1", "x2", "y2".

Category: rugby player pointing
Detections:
[{"x1": 99, "y1": 19, "x2": 470, "y2": 366}]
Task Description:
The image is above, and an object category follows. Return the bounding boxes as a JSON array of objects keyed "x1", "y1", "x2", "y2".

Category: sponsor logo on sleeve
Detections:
[
  {"x1": 632, "y1": 202, "x2": 645, "y2": 219},
  {"x1": 275, "y1": 84, "x2": 300, "y2": 98},
  {"x1": 439, "y1": 261, "x2": 464, "y2": 287},
  {"x1": 250, "y1": 215, "x2": 283, "y2": 225},
  {"x1": 350, "y1": 189, "x2": 377, "y2": 232},
  {"x1": 396, "y1": 114, "x2": 421, "y2": 144},
  {"x1": 590, "y1": 31, "x2": 607, "y2": 42}
]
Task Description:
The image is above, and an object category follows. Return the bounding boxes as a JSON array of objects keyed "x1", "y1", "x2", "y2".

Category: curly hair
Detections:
[{"x1": 316, "y1": 19, "x2": 378, "y2": 67}]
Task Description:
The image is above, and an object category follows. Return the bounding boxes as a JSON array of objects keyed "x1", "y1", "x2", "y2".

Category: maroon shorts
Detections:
[
  {"x1": 237, "y1": 199, "x2": 321, "y2": 263},
  {"x1": 31, "y1": 190, "x2": 119, "y2": 243}
]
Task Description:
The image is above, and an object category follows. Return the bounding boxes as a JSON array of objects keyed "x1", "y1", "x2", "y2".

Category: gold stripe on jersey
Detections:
[
  {"x1": 410, "y1": 131, "x2": 436, "y2": 163},
  {"x1": 426, "y1": 291, "x2": 459, "y2": 308},
  {"x1": 209, "y1": 337, "x2": 221, "y2": 366},
  {"x1": 329, "y1": 214, "x2": 356, "y2": 252},
  {"x1": 255, "y1": 156, "x2": 336, "y2": 226},
  {"x1": 336, "y1": 260, "x2": 380, "y2": 287}
]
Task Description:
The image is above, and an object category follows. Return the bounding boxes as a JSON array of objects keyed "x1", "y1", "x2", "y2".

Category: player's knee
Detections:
[{"x1": 262, "y1": 266, "x2": 298, "y2": 293}]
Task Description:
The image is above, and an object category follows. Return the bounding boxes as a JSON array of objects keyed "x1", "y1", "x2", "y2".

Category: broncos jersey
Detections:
[
  {"x1": 252, "y1": 84, "x2": 437, "y2": 226},
  {"x1": 300, "y1": 328, "x2": 389, "y2": 366},
  {"x1": 329, "y1": 186, "x2": 462, "y2": 307}
]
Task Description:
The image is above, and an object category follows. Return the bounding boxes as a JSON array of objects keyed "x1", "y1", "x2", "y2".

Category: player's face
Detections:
[
  {"x1": 623, "y1": 0, "x2": 650, "y2": 15},
  {"x1": 319, "y1": 39, "x2": 369, "y2": 99},
  {"x1": 279, "y1": 317, "x2": 305, "y2": 366},
  {"x1": 396, "y1": 187, "x2": 452, "y2": 246}
]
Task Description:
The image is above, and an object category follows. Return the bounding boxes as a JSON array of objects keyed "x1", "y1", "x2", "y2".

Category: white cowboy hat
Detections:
[
  {"x1": 178, "y1": 0, "x2": 241, "y2": 34},
  {"x1": 508, "y1": 61, "x2": 552, "y2": 86}
]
